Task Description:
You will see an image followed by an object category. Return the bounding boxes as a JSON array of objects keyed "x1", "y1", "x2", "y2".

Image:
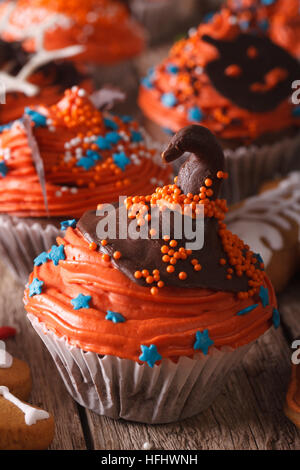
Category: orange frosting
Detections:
[
  {"x1": 24, "y1": 226, "x2": 276, "y2": 361},
  {"x1": 139, "y1": 6, "x2": 300, "y2": 142},
  {"x1": 0, "y1": 87, "x2": 170, "y2": 218},
  {"x1": 0, "y1": 0, "x2": 145, "y2": 64},
  {"x1": 0, "y1": 66, "x2": 92, "y2": 126}
]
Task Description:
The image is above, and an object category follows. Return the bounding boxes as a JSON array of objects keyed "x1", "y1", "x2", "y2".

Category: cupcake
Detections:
[
  {"x1": 0, "y1": 0, "x2": 145, "y2": 94},
  {"x1": 285, "y1": 358, "x2": 300, "y2": 428},
  {"x1": 0, "y1": 86, "x2": 171, "y2": 284},
  {"x1": 24, "y1": 125, "x2": 278, "y2": 423},
  {"x1": 129, "y1": 0, "x2": 200, "y2": 44},
  {"x1": 0, "y1": 38, "x2": 92, "y2": 126},
  {"x1": 138, "y1": 4, "x2": 300, "y2": 203}
]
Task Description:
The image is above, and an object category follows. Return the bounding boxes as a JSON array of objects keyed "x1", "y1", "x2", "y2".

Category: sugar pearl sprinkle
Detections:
[{"x1": 27, "y1": 87, "x2": 158, "y2": 194}]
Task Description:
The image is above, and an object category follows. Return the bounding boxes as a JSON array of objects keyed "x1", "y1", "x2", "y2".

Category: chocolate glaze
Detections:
[
  {"x1": 202, "y1": 33, "x2": 300, "y2": 112},
  {"x1": 78, "y1": 125, "x2": 261, "y2": 292}
]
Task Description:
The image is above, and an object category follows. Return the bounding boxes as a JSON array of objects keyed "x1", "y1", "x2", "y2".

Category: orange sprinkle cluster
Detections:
[
  {"x1": 37, "y1": 87, "x2": 157, "y2": 191},
  {"x1": 123, "y1": 170, "x2": 264, "y2": 298}
]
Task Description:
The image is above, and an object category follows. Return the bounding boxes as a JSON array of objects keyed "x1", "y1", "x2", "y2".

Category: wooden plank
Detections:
[
  {"x1": 85, "y1": 326, "x2": 300, "y2": 450},
  {"x1": 0, "y1": 261, "x2": 87, "y2": 450}
]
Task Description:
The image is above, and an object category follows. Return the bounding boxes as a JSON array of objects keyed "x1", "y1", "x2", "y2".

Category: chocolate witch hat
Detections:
[{"x1": 78, "y1": 125, "x2": 265, "y2": 296}]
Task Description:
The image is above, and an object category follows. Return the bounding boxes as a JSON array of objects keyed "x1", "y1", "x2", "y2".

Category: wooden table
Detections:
[{"x1": 1, "y1": 260, "x2": 299, "y2": 450}]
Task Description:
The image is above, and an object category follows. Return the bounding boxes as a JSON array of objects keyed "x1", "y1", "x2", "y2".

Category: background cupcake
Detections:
[
  {"x1": 0, "y1": 0, "x2": 146, "y2": 95},
  {"x1": 0, "y1": 37, "x2": 91, "y2": 126},
  {"x1": 0, "y1": 86, "x2": 170, "y2": 284},
  {"x1": 139, "y1": 3, "x2": 300, "y2": 203},
  {"x1": 25, "y1": 125, "x2": 278, "y2": 423}
]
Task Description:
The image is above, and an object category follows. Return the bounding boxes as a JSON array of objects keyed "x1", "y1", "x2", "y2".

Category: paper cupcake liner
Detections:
[
  {"x1": 28, "y1": 314, "x2": 273, "y2": 424},
  {"x1": 171, "y1": 132, "x2": 300, "y2": 205},
  {"x1": 131, "y1": 0, "x2": 199, "y2": 43},
  {"x1": 0, "y1": 214, "x2": 62, "y2": 285}
]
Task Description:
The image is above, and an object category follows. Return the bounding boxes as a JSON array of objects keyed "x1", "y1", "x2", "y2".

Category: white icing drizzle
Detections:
[
  {"x1": 226, "y1": 172, "x2": 300, "y2": 267},
  {"x1": 0, "y1": 3, "x2": 84, "y2": 96},
  {"x1": 0, "y1": 386, "x2": 50, "y2": 426},
  {"x1": 0, "y1": 341, "x2": 13, "y2": 368}
]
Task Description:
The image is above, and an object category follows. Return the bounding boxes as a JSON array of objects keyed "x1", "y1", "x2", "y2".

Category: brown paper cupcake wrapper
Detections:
[
  {"x1": 0, "y1": 214, "x2": 62, "y2": 285},
  {"x1": 28, "y1": 314, "x2": 273, "y2": 424}
]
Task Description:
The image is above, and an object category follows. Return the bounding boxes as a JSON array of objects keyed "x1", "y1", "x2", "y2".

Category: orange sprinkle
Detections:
[
  {"x1": 89, "y1": 242, "x2": 97, "y2": 251},
  {"x1": 162, "y1": 255, "x2": 170, "y2": 263},
  {"x1": 146, "y1": 276, "x2": 154, "y2": 284},
  {"x1": 219, "y1": 258, "x2": 226, "y2": 265},
  {"x1": 161, "y1": 245, "x2": 169, "y2": 254},
  {"x1": 101, "y1": 239, "x2": 107, "y2": 246},
  {"x1": 166, "y1": 265, "x2": 175, "y2": 273},
  {"x1": 151, "y1": 287, "x2": 158, "y2": 296},
  {"x1": 205, "y1": 178, "x2": 213, "y2": 187},
  {"x1": 142, "y1": 269, "x2": 149, "y2": 277},
  {"x1": 169, "y1": 240, "x2": 177, "y2": 248},
  {"x1": 134, "y1": 271, "x2": 142, "y2": 279},
  {"x1": 102, "y1": 254, "x2": 110, "y2": 262},
  {"x1": 157, "y1": 281, "x2": 164, "y2": 288},
  {"x1": 178, "y1": 272, "x2": 187, "y2": 280},
  {"x1": 113, "y1": 251, "x2": 122, "y2": 260},
  {"x1": 194, "y1": 264, "x2": 202, "y2": 271}
]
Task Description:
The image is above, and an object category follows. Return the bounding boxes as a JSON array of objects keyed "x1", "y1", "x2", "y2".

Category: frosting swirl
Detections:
[{"x1": 0, "y1": 87, "x2": 170, "y2": 218}]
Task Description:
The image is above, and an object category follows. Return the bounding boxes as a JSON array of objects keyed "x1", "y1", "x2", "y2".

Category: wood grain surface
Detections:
[{"x1": 0, "y1": 260, "x2": 299, "y2": 450}]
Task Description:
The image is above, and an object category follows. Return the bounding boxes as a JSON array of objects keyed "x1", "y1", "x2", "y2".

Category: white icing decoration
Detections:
[
  {"x1": 226, "y1": 172, "x2": 300, "y2": 267},
  {"x1": 0, "y1": 386, "x2": 50, "y2": 426},
  {"x1": 0, "y1": 341, "x2": 13, "y2": 368},
  {"x1": 0, "y1": 4, "x2": 85, "y2": 96}
]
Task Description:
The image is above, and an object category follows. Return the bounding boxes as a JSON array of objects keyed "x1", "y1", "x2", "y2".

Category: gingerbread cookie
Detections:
[
  {"x1": 0, "y1": 386, "x2": 55, "y2": 450},
  {"x1": 0, "y1": 349, "x2": 32, "y2": 401},
  {"x1": 285, "y1": 363, "x2": 300, "y2": 428},
  {"x1": 227, "y1": 172, "x2": 300, "y2": 293},
  {"x1": 0, "y1": 349, "x2": 54, "y2": 449}
]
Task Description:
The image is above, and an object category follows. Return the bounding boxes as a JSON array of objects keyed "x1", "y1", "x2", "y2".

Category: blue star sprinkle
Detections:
[
  {"x1": 71, "y1": 294, "x2": 92, "y2": 310},
  {"x1": 259, "y1": 285, "x2": 269, "y2": 307},
  {"x1": 48, "y1": 245, "x2": 65, "y2": 266},
  {"x1": 141, "y1": 76, "x2": 154, "y2": 89},
  {"x1": 76, "y1": 157, "x2": 96, "y2": 171},
  {"x1": 104, "y1": 118, "x2": 119, "y2": 130},
  {"x1": 166, "y1": 64, "x2": 179, "y2": 74},
  {"x1": 203, "y1": 11, "x2": 215, "y2": 23},
  {"x1": 255, "y1": 253, "x2": 264, "y2": 265},
  {"x1": 193, "y1": 329, "x2": 214, "y2": 355},
  {"x1": 105, "y1": 311, "x2": 126, "y2": 323},
  {"x1": 60, "y1": 219, "x2": 77, "y2": 230},
  {"x1": 161, "y1": 92, "x2": 177, "y2": 108},
  {"x1": 96, "y1": 136, "x2": 112, "y2": 150},
  {"x1": 86, "y1": 149, "x2": 102, "y2": 161},
  {"x1": 272, "y1": 308, "x2": 280, "y2": 329},
  {"x1": 239, "y1": 19, "x2": 250, "y2": 30},
  {"x1": 121, "y1": 115, "x2": 133, "y2": 123},
  {"x1": 292, "y1": 106, "x2": 300, "y2": 118},
  {"x1": 237, "y1": 304, "x2": 259, "y2": 316},
  {"x1": 261, "y1": 0, "x2": 275, "y2": 6},
  {"x1": 34, "y1": 251, "x2": 49, "y2": 267},
  {"x1": 29, "y1": 278, "x2": 44, "y2": 297},
  {"x1": 130, "y1": 130, "x2": 143, "y2": 143},
  {"x1": 105, "y1": 131, "x2": 121, "y2": 145},
  {"x1": 25, "y1": 108, "x2": 47, "y2": 127},
  {"x1": 188, "y1": 106, "x2": 203, "y2": 122},
  {"x1": 163, "y1": 127, "x2": 175, "y2": 136},
  {"x1": 0, "y1": 161, "x2": 8, "y2": 177},
  {"x1": 113, "y1": 152, "x2": 130, "y2": 171},
  {"x1": 259, "y1": 19, "x2": 269, "y2": 31},
  {"x1": 139, "y1": 344, "x2": 162, "y2": 368}
]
